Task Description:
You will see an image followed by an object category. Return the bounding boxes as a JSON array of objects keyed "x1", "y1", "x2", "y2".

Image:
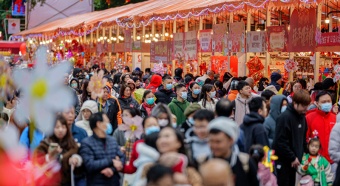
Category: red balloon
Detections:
[{"x1": 19, "y1": 42, "x2": 26, "y2": 55}]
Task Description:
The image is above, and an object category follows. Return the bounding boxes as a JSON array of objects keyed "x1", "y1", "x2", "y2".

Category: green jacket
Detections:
[
  {"x1": 168, "y1": 98, "x2": 190, "y2": 126},
  {"x1": 299, "y1": 153, "x2": 333, "y2": 186}
]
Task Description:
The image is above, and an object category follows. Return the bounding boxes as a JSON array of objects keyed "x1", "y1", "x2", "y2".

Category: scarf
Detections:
[{"x1": 142, "y1": 102, "x2": 154, "y2": 116}]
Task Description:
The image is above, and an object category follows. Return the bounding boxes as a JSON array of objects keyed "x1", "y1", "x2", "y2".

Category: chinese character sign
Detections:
[
  {"x1": 173, "y1": 33, "x2": 185, "y2": 59},
  {"x1": 316, "y1": 32, "x2": 340, "y2": 51},
  {"x1": 246, "y1": 31, "x2": 266, "y2": 52},
  {"x1": 229, "y1": 22, "x2": 245, "y2": 52},
  {"x1": 124, "y1": 29, "x2": 132, "y2": 52},
  {"x1": 184, "y1": 30, "x2": 197, "y2": 60},
  {"x1": 288, "y1": 8, "x2": 316, "y2": 52},
  {"x1": 213, "y1": 23, "x2": 227, "y2": 52},
  {"x1": 267, "y1": 26, "x2": 288, "y2": 52},
  {"x1": 199, "y1": 30, "x2": 212, "y2": 52},
  {"x1": 151, "y1": 41, "x2": 171, "y2": 63}
]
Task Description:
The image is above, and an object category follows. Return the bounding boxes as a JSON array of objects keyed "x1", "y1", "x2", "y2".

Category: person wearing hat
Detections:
[
  {"x1": 227, "y1": 78, "x2": 240, "y2": 101},
  {"x1": 179, "y1": 103, "x2": 202, "y2": 137},
  {"x1": 269, "y1": 72, "x2": 285, "y2": 94},
  {"x1": 76, "y1": 100, "x2": 99, "y2": 136},
  {"x1": 208, "y1": 117, "x2": 259, "y2": 186},
  {"x1": 98, "y1": 82, "x2": 122, "y2": 133}
]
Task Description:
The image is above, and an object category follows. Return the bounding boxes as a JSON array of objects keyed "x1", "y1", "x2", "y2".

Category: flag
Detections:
[{"x1": 8, "y1": 19, "x2": 20, "y2": 34}]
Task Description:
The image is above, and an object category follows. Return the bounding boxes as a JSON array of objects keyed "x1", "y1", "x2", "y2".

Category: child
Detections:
[
  {"x1": 299, "y1": 138, "x2": 333, "y2": 186},
  {"x1": 249, "y1": 145, "x2": 278, "y2": 186}
]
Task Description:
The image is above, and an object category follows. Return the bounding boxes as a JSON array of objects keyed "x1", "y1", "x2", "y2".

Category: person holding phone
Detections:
[{"x1": 33, "y1": 115, "x2": 83, "y2": 186}]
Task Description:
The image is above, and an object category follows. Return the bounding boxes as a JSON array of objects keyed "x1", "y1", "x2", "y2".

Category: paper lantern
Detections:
[{"x1": 19, "y1": 43, "x2": 26, "y2": 55}]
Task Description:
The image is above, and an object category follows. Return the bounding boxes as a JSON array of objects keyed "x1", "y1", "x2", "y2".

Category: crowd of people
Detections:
[{"x1": 3, "y1": 63, "x2": 340, "y2": 186}]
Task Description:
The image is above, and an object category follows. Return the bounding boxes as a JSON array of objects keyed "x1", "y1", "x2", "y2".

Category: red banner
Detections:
[
  {"x1": 124, "y1": 29, "x2": 132, "y2": 52},
  {"x1": 267, "y1": 26, "x2": 288, "y2": 52},
  {"x1": 212, "y1": 24, "x2": 227, "y2": 52},
  {"x1": 288, "y1": 8, "x2": 316, "y2": 52},
  {"x1": 150, "y1": 41, "x2": 172, "y2": 63},
  {"x1": 229, "y1": 22, "x2": 245, "y2": 53},
  {"x1": 199, "y1": 30, "x2": 212, "y2": 52},
  {"x1": 316, "y1": 32, "x2": 340, "y2": 51}
]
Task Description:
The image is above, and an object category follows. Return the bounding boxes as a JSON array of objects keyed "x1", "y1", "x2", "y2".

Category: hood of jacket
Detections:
[
  {"x1": 171, "y1": 98, "x2": 188, "y2": 105},
  {"x1": 269, "y1": 95, "x2": 288, "y2": 120},
  {"x1": 77, "y1": 100, "x2": 98, "y2": 120},
  {"x1": 146, "y1": 74, "x2": 162, "y2": 89},
  {"x1": 134, "y1": 143, "x2": 160, "y2": 168},
  {"x1": 243, "y1": 112, "x2": 265, "y2": 126},
  {"x1": 235, "y1": 93, "x2": 252, "y2": 104}
]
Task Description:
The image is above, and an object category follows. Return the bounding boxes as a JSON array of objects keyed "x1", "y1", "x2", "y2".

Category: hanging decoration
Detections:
[
  {"x1": 284, "y1": 59, "x2": 299, "y2": 72},
  {"x1": 152, "y1": 61, "x2": 166, "y2": 76},
  {"x1": 247, "y1": 56, "x2": 264, "y2": 76},
  {"x1": 333, "y1": 65, "x2": 340, "y2": 83}
]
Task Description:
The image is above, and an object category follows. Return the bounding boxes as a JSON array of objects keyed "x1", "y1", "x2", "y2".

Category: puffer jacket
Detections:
[
  {"x1": 263, "y1": 95, "x2": 287, "y2": 147},
  {"x1": 118, "y1": 96, "x2": 140, "y2": 110},
  {"x1": 155, "y1": 85, "x2": 176, "y2": 105},
  {"x1": 329, "y1": 121, "x2": 340, "y2": 170}
]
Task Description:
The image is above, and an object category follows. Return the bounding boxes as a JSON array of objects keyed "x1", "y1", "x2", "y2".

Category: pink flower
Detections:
[
  {"x1": 119, "y1": 116, "x2": 144, "y2": 140},
  {"x1": 88, "y1": 70, "x2": 107, "y2": 99}
]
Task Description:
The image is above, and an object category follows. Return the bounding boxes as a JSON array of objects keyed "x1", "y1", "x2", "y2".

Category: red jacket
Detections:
[
  {"x1": 123, "y1": 139, "x2": 144, "y2": 174},
  {"x1": 306, "y1": 109, "x2": 336, "y2": 163}
]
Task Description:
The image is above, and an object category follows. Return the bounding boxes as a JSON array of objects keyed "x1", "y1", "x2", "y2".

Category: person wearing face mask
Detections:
[
  {"x1": 306, "y1": 91, "x2": 336, "y2": 165},
  {"x1": 179, "y1": 103, "x2": 201, "y2": 138},
  {"x1": 263, "y1": 95, "x2": 288, "y2": 147},
  {"x1": 168, "y1": 84, "x2": 190, "y2": 126},
  {"x1": 198, "y1": 84, "x2": 218, "y2": 112},
  {"x1": 151, "y1": 103, "x2": 173, "y2": 128},
  {"x1": 80, "y1": 112, "x2": 125, "y2": 186},
  {"x1": 272, "y1": 90, "x2": 311, "y2": 186},
  {"x1": 75, "y1": 100, "x2": 98, "y2": 136},
  {"x1": 187, "y1": 82, "x2": 201, "y2": 103},
  {"x1": 140, "y1": 90, "x2": 156, "y2": 118},
  {"x1": 155, "y1": 75, "x2": 176, "y2": 105}
]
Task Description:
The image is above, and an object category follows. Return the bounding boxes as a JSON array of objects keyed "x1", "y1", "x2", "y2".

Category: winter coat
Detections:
[
  {"x1": 33, "y1": 138, "x2": 81, "y2": 186},
  {"x1": 123, "y1": 140, "x2": 144, "y2": 174},
  {"x1": 180, "y1": 120, "x2": 194, "y2": 139},
  {"x1": 298, "y1": 154, "x2": 333, "y2": 185},
  {"x1": 140, "y1": 103, "x2": 155, "y2": 118},
  {"x1": 241, "y1": 112, "x2": 269, "y2": 153},
  {"x1": 19, "y1": 126, "x2": 44, "y2": 151},
  {"x1": 329, "y1": 122, "x2": 340, "y2": 169},
  {"x1": 185, "y1": 130, "x2": 211, "y2": 168},
  {"x1": 154, "y1": 85, "x2": 177, "y2": 105},
  {"x1": 168, "y1": 98, "x2": 190, "y2": 125},
  {"x1": 76, "y1": 100, "x2": 98, "y2": 136},
  {"x1": 306, "y1": 109, "x2": 336, "y2": 163},
  {"x1": 272, "y1": 104, "x2": 307, "y2": 164},
  {"x1": 118, "y1": 96, "x2": 140, "y2": 110},
  {"x1": 187, "y1": 92, "x2": 199, "y2": 103},
  {"x1": 257, "y1": 163, "x2": 278, "y2": 186},
  {"x1": 234, "y1": 93, "x2": 258, "y2": 125},
  {"x1": 228, "y1": 90, "x2": 238, "y2": 101},
  {"x1": 112, "y1": 128, "x2": 126, "y2": 147},
  {"x1": 99, "y1": 98, "x2": 122, "y2": 132},
  {"x1": 263, "y1": 95, "x2": 287, "y2": 147},
  {"x1": 71, "y1": 123, "x2": 88, "y2": 143},
  {"x1": 132, "y1": 143, "x2": 160, "y2": 186},
  {"x1": 198, "y1": 98, "x2": 218, "y2": 112},
  {"x1": 79, "y1": 133, "x2": 125, "y2": 186}
]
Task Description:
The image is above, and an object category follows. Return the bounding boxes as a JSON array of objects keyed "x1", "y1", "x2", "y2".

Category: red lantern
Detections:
[{"x1": 19, "y1": 42, "x2": 26, "y2": 55}]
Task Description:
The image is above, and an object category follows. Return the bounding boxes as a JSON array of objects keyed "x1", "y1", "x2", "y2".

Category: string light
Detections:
[{"x1": 136, "y1": 35, "x2": 141, "y2": 40}]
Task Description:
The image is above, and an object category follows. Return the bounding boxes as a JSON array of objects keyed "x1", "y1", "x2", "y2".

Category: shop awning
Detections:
[{"x1": 14, "y1": 0, "x2": 320, "y2": 38}]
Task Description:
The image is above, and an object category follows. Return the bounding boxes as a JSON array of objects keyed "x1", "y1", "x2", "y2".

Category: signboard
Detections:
[
  {"x1": 229, "y1": 22, "x2": 245, "y2": 52},
  {"x1": 173, "y1": 32, "x2": 184, "y2": 59},
  {"x1": 267, "y1": 26, "x2": 288, "y2": 52},
  {"x1": 288, "y1": 8, "x2": 316, "y2": 52},
  {"x1": 12, "y1": 0, "x2": 25, "y2": 16},
  {"x1": 7, "y1": 18, "x2": 21, "y2": 34},
  {"x1": 316, "y1": 32, "x2": 340, "y2": 51},
  {"x1": 184, "y1": 30, "x2": 197, "y2": 60},
  {"x1": 199, "y1": 30, "x2": 212, "y2": 52},
  {"x1": 124, "y1": 29, "x2": 132, "y2": 52},
  {"x1": 151, "y1": 41, "x2": 171, "y2": 63},
  {"x1": 212, "y1": 23, "x2": 227, "y2": 52},
  {"x1": 246, "y1": 31, "x2": 266, "y2": 52},
  {"x1": 132, "y1": 41, "x2": 141, "y2": 51}
]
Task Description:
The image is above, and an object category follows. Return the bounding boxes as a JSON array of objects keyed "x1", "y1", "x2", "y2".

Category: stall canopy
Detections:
[{"x1": 14, "y1": 0, "x2": 321, "y2": 38}]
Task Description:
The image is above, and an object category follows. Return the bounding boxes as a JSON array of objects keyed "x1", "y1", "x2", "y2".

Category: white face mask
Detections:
[{"x1": 158, "y1": 119, "x2": 169, "y2": 127}]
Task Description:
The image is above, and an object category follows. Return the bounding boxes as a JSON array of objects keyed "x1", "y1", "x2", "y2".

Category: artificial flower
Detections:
[
  {"x1": 88, "y1": 70, "x2": 107, "y2": 99},
  {"x1": 13, "y1": 46, "x2": 73, "y2": 135},
  {"x1": 119, "y1": 115, "x2": 144, "y2": 139}
]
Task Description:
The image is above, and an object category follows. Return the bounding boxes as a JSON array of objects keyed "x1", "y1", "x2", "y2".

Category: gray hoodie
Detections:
[{"x1": 263, "y1": 95, "x2": 287, "y2": 147}]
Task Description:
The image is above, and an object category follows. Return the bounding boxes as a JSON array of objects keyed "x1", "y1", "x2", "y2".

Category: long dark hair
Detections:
[
  {"x1": 113, "y1": 73, "x2": 122, "y2": 85},
  {"x1": 49, "y1": 115, "x2": 77, "y2": 151},
  {"x1": 81, "y1": 80, "x2": 90, "y2": 104},
  {"x1": 121, "y1": 74, "x2": 131, "y2": 85},
  {"x1": 142, "y1": 90, "x2": 153, "y2": 103},
  {"x1": 199, "y1": 84, "x2": 215, "y2": 108}
]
